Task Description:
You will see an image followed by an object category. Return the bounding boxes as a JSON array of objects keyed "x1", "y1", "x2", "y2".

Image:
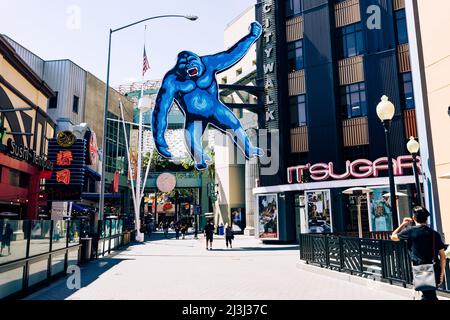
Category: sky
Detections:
[{"x1": 0, "y1": 0, "x2": 256, "y2": 87}]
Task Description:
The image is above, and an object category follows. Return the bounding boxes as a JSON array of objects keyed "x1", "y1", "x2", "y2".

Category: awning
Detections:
[
  {"x1": 84, "y1": 166, "x2": 101, "y2": 181},
  {"x1": 81, "y1": 193, "x2": 121, "y2": 200}
]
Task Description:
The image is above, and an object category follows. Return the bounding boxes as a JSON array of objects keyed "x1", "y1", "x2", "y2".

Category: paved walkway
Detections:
[{"x1": 25, "y1": 233, "x2": 410, "y2": 300}]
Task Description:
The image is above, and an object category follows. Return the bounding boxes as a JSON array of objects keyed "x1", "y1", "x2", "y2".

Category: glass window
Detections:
[
  {"x1": 52, "y1": 220, "x2": 68, "y2": 250},
  {"x1": 8, "y1": 169, "x2": 29, "y2": 188},
  {"x1": 289, "y1": 95, "x2": 307, "y2": 127},
  {"x1": 395, "y1": 9, "x2": 408, "y2": 45},
  {"x1": 0, "y1": 220, "x2": 27, "y2": 265},
  {"x1": 106, "y1": 112, "x2": 129, "y2": 176},
  {"x1": 337, "y1": 23, "x2": 365, "y2": 59},
  {"x1": 29, "y1": 220, "x2": 52, "y2": 257},
  {"x1": 340, "y1": 82, "x2": 367, "y2": 118},
  {"x1": 401, "y1": 72, "x2": 415, "y2": 109},
  {"x1": 72, "y1": 95, "x2": 79, "y2": 114},
  {"x1": 286, "y1": 0, "x2": 302, "y2": 18},
  {"x1": 48, "y1": 92, "x2": 58, "y2": 109},
  {"x1": 287, "y1": 40, "x2": 304, "y2": 72}
]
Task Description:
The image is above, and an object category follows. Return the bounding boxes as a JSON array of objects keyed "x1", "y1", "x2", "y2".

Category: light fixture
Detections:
[
  {"x1": 407, "y1": 137, "x2": 420, "y2": 154},
  {"x1": 376, "y1": 95, "x2": 396, "y2": 121}
]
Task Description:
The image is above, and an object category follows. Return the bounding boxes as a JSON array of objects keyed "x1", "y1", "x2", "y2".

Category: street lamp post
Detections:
[
  {"x1": 376, "y1": 95, "x2": 399, "y2": 229},
  {"x1": 407, "y1": 137, "x2": 423, "y2": 206},
  {"x1": 99, "y1": 14, "x2": 198, "y2": 233}
]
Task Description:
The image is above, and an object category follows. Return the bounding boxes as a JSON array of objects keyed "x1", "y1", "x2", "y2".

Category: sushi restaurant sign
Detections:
[
  {"x1": 287, "y1": 155, "x2": 421, "y2": 184},
  {"x1": 7, "y1": 138, "x2": 53, "y2": 170}
]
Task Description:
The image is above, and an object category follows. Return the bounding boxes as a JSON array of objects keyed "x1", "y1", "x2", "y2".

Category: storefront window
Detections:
[
  {"x1": 337, "y1": 22, "x2": 365, "y2": 59},
  {"x1": 8, "y1": 169, "x2": 29, "y2": 188},
  {"x1": 287, "y1": 39, "x2": 304, "y2": 72},
  {"x1": 289, "y1": 95, "x2": 307, "y2": 127},
  {"x1": 340, "y1": 82, "x2": 367, "y2": 119},
  {"x1": 305, "y1": 190, "x2": 333, "y2": 234}
]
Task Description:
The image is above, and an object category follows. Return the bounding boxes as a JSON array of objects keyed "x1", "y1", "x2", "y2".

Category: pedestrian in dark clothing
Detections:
[
  {"x1": 163, "y1": 222, "x2": 169, "y2": 238},
  {"x1": 204, "y1": 220, "x2": 215, "y2": 250},
  {"x1": 1, "y1": 223, "x2": 13, "y2": 256},
  {"x1": 181, "y1": 224, "x2": 187, "y2": 239},
  {"x1": 225, "y1": 224, "x2": 234, "y2": 249},
  {"x1": 175, "y1": 222, "x2": 181, "y2": 240},
  {"x1": 392, "y1": 206, "x2": 446, "y2": 300}
]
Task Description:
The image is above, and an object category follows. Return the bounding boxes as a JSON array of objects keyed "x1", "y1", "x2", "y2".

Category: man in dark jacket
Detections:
[
  {"x1": 204, "y1": 220, "x2": 215, "y2": 250},
  {"x1": 391, "y1": 206, "x2": 446, "y2": 300}
]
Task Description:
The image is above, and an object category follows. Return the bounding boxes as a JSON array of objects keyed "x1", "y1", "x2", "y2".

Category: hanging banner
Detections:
[
  {"x1": 367, "y1": 186, "x2": 394, "y2": 232},
  {"x1": 305, "y1": 190, "x2": 333, "y2": 234},
  {"x1": 257, "y1": 194, "x2": 278, "y2": 240},
  {"x1": 231, "y1": 208, "x2": 246, "y2": 234}
]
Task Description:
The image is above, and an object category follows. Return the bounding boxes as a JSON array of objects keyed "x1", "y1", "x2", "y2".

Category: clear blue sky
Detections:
[{"x1": 0, "y1": 0, "x2": 255, "y2": 86}]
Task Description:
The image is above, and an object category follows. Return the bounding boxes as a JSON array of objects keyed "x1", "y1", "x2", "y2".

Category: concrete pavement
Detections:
[{"x1": 25, "y1": 233, "x2": 411, "y2": 300}]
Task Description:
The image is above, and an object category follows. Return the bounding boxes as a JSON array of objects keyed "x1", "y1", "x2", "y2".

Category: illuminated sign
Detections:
[
  {"x1": 56, "y1": 169, "x2": 71, "y2": 185},
  {"x1": 287, "y1": 156, "x2": 422, "y2": 183},
  {"x1": 262, "y1": 0, "x2": 279, "y2": 128},
  {"x1": 56, "y1": 151, "x2": 73, "y2": 166},
  {"x1": 6, "y1": 139, "x2": 53, "y2": 170},
  {"x1": 57, "y1": 131, "x2": 76, "y2": 148}
]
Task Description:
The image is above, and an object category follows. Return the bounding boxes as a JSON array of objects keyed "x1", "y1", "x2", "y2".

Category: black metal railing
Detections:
[
  {"x1": 299, "y1": 234, "x2": 450, "y2": 293},
  {"x1": 0, "y1": 219, "x2": 133, "y2": 300}
]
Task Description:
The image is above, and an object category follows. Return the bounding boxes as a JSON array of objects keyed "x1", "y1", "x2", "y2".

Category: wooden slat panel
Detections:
[
  {"x1": 393, "y1": 0, "x2": 405, "y2": 11},
  {"x1": 288, "y1": 70, "x2": 306, "y2": 96},
  {"x1": 339, "y1": 56, "x2": 365, "y2": 85},
  {"x1": 397, "y1": 44, "x2": 411, "y2": 73},
  {"x1": 291, "y1": 126, "x2": 309, "y2": 153},
  {"x1": 335, "y1": 0, "x2": 361, "y2": 28},
  {"x1": 403, "y1": 109, "x2": 417, "y2": 138},
  {"x1": 343, "y1": 116, "x2": 369, "y2": 146},
  {"x1": 286, "y1": 16, "x2": 304, "y2": 42}
]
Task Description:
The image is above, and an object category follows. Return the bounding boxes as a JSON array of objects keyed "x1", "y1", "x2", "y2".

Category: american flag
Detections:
[{"x1": 143, "y1": 47, "x2": 150, "y2": 76}]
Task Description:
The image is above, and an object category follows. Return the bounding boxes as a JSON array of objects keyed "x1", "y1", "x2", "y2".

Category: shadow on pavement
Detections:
[
  {"x1": 210, "y1": 246, "x2": 299, "y2": 252},
  {"x1": 25, "y1": 253, "x2": 135, "y2": 300}
]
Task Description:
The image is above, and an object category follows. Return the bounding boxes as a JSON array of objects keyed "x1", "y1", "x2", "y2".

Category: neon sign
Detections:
[{"x1": 287, "y1": 156, "x2": 422, "y2": 184}]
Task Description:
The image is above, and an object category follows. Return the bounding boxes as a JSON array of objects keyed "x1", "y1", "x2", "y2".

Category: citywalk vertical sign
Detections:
[{"x1": 262, "y1": 0, "x2": 279, "y2": 130}]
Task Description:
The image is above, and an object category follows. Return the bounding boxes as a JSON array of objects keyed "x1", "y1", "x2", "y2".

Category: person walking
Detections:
[
  {"x1": 225, "y1": 223, "x2": 234, "y2": 249},
  {"x1": 1, "y1": 223, "x2": 13, "y2": 256},
  {"x1": 391, "y1": 206, "x2": 446, "y2": 300},
  {"x1": 204, "y1": 219, "x2": 215, "y2": 250},
  {"x1": 175, "y1": 222, "x2": 181, "y2": 240},
  {"x1": 163, "y1": 221, "x2": 169, "y2": 239},
  {"x1": 181, "y1": 223, "x2": 187, "y2": 240}
]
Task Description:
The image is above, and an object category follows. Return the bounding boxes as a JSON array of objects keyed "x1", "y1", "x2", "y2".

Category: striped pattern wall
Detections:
[
  {"x1": 393, "y1": 0, "x2": 405, "y2": 10},
  {"x1": 403, "y1": 109, "x2": 418, "y2": 139},
  {"x1": 335, "y1": 0, "x2": 361, "y2": 28},
  {"x1": 342, "y1": 116, "x2": 369, "y2": 146},
  {"x1": 286, "y1": 16, "x2": 304, "y2": 42},
  {"x1": 397, "y1": 44, "x2": 411, "y2": 73},
  {"x1": 288, "y1": 70, "x2": 306, "y2": 96},
  {"x1": 338, "y1": 55, "x2": 365, "y2": 85},
  {"x1": 290, "y1": 126, "x2": 309, "y2": 153}
]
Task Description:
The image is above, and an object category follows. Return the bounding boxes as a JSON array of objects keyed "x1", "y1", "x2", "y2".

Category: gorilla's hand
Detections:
[{"x1": 250, "y1": 21, "x2": 262, "y2": 39}]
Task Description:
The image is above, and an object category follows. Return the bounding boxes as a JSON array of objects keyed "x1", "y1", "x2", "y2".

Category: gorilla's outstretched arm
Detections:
[
  {"x1": 203, "y1": 22, "x2": 262, "y2": 72},
  {"x1": 152, "y1": 75, "x2": 176, "y2": 158}
]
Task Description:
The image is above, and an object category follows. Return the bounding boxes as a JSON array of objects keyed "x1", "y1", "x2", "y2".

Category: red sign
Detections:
[
  {"x1": 287, "y1": 155, "x2": 422, "y2": 184},
  {"x1": 113, "y1": 170, "x2": 119, "y2": 193},
  {"x1": 56, "y1": 169, "x2": 71, "y2": 185},
  {"x1": 56, "y1": 151, "x2": 73, "y2": 166}
]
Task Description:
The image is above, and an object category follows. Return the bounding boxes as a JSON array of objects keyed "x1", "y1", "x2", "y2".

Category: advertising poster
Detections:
[
  {"x1": 257, "y1": 194, "x2": 279, "y2": 240},
  {"x1": 305, "y1": 190, "x2": 333, "y2": 234},
  {"x1": 231, "y1": 208, "x2": 245, "y2": 234},
  {"x1": 367, "y1": 187, "x2": 394, "y2": 232}
]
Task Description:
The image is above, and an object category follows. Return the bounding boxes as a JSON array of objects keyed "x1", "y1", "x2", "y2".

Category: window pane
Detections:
[{"x1": 29, "y1": 220, "x2": 52, "y2": 256}]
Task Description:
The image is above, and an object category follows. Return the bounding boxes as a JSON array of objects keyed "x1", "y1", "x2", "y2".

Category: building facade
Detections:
[
  {"x1": 253, "y1": 0, "x2": 423, "y2": 242},
  {"x1": 406, "y1": 0, "x2": 450, "y2": 240},
  {"x1": 0, "y1": 35, "x2": 55, "y2": 220}
]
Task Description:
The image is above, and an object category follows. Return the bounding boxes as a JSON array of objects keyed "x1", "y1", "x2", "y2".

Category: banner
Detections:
[
  {"x1": 257, "y1": 194, "x2": 278, "y2": 240},
  {"x1": 305, "y1": 190, "x2": 333, "y2": 234},
  {"x1": 231, "y1": 208, "x2": 245, "y2": 234},
  {"x1": 367, "y1": 187, "x2": 394, "y2": 232}
]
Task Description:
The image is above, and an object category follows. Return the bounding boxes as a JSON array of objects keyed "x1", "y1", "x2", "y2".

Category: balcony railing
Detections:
[
  {"x1": 338, "y1": 55, "x2": 365, "y2": 86},
  {"x1": 398, "y1": 44, "x2": 411, "y2": 73},
  {"x1": 286, "y1": 16, "x2": 304, "y2": 42},
  {"x1": 342, "y1": 116, "x2": 369, "y2": 146},
  {"x1": 291, "y1": 126, "x2": 309, "y2": 153},
  {"x1": 335, "y1": 0, "x2": 361, "y2": 28},
  {"x1": 404, "y1": 109, "x2": 418, "y2": 139},
  {"x1": 299, "y1": 234, "x2": 450, "y2": 293},
  {"x1": 288, "y1": 70, "x2": 306, "y2": 96},
  {"x1": 393, "y1": 0, "x2": 405, "y2": 11}
]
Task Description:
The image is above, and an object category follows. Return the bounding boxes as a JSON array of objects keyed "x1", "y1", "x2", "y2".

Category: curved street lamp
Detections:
[
  {"x1": 407, "y1": 136, "x2": 423, "y2": 206},
  {"x1": 99, "y1": 14, "x2": 199, "y2": 241},
  {"x1": 376, "y1": 95, "x2": 399, "y2": 229}
]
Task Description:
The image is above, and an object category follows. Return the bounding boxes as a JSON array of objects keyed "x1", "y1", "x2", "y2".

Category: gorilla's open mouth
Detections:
[{"x1": 188, "y1": 67, "x2": 199, "y2": 77}]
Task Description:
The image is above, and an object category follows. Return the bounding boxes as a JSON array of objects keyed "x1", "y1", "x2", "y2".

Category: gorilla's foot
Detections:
[
  {"x1": 195, "y1": 161, "x2": 208, "y2": 171},
  {"x1": 157, "y1": 146, "x2": 173, "y2": 159},
  {"x1": 248, "y1": 147, "x2": 264, "y2": 158}
]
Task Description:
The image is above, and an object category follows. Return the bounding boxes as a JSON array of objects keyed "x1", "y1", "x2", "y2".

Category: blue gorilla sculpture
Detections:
[{"x1": 152, "y1": 22, "x2": 264, "y2": 170}]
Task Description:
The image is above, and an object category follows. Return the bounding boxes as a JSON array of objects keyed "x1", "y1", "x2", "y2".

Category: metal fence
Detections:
[
  {"x1": 299, "y1": 234, "x2": 450, "y2": 293},
  {"x1": 0, "y1": 219, "x2": 132, "y2": 300}
]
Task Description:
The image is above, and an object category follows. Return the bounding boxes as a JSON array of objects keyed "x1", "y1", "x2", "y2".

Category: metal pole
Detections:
[
  {"x1": 135, "y1": 108, "x2": 143, "y2": 242},
  {"x1": 383, "y1": 120, "x2": 399, "y2": 229},
  {"x1": 99, "y1": 30, "x2": 113, "y2": 221},
  {"x1": 357, "y1": 195, "x2": 363, "y2": 239},
  {"x1": 412, "y1": 153, "x2": 423, "y2": 206}
]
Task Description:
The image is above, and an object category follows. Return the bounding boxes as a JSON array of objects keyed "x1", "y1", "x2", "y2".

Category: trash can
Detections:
[
  {"x1": 80, "y1": 238, "x2": 92, "y2": 263},
  {"x1": 218, "y1": 225, "x2": 224, "y2": 236}
]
